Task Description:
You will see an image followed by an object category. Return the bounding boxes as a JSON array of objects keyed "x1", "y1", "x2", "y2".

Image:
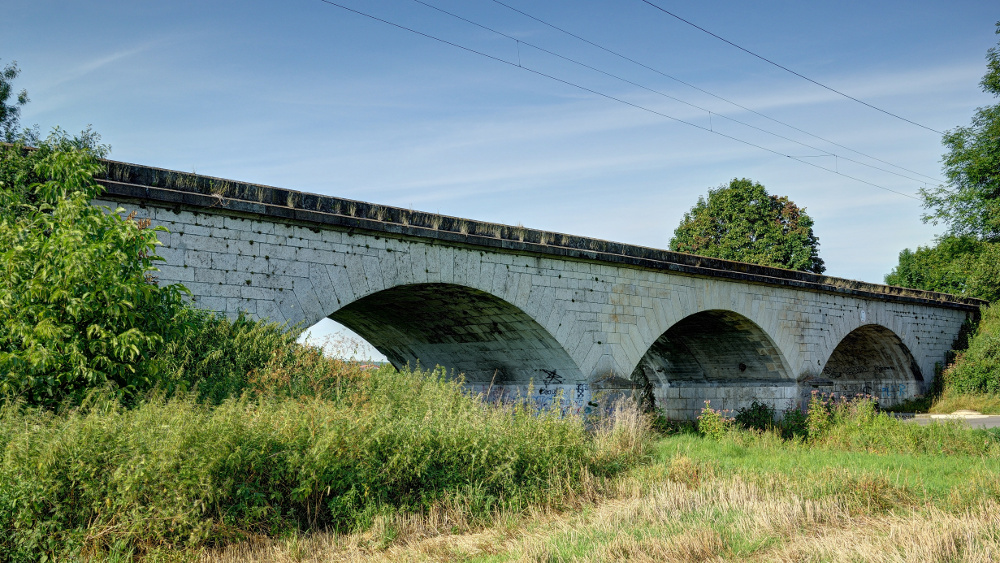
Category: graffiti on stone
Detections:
[
  {"x1": 540, "y1": 369, "x2": 564, "y2": 385},
  {"x1": 465, "y1": 380, "x2": 592, "y2": 416}
]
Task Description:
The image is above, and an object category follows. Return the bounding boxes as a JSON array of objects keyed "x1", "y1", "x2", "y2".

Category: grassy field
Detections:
[
  {"x1": 201, "y1": 408, "x2": 1000, "y2": 562},
  {"x1": 3, "y1": 313, "x2": 999, "y2": 562},
  {"x1": 4, "y1": 366, "x2": 1000, "y2": 561}
]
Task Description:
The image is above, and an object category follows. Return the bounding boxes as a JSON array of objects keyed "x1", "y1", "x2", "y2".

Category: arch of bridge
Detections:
[
  {"x1": 817, "y1": 324, "x2": 922, "y2": 403},
  {"x1": 297, "y1": 244, "x2": 592, "y2": 382},
  {"x1": 625, "y1": 282, "x2": 804, "y2": 382},
  {"x1": 328, "y1": 282, "x2": 584, "y2": 385},
  {"x1": 631, "y1": 309, "x2": 793, "y2": 386},
  {"x1": 813, "y1": 308, "x2": 922, "y2": 380}
]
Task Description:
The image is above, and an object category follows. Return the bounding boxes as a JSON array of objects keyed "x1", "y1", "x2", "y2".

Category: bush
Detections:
[
  {"x1": 942, "y1": 304, "x2": 1000, "y2": 395},
  {"x1": 734, "y1": 400, "x2": 775, "y2": 431},
  {"x1": 156, "y1": 309, "x2": 296, "y2": 403},
  {"x1": 777, "y1": 406, "x2": 808, "y2": 439},
  {"x1": 0, "y1": 137, "x2": 193, "y2": 407},
  {"x1": 697, "y1": 401, "x2": 732, "y2": 440}
]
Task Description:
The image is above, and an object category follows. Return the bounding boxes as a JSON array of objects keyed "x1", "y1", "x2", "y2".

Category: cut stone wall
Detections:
[{"x1": 92, "y1": 171, "x2": 979, "y2": 419}]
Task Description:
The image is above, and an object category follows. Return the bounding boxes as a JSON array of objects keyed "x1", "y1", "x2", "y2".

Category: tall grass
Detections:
[
  {"x1": 0, "y1": 361, "x2": 651, "y2": 561},
  {"x1": 802, "y1": 391, "x2": 999, "y2": 456},
  {"x1": 203, "y1": 430, "x2": 1000, "y2": 562},
  {"x1": 192, "y1": 376, "x2": 1000, "y2": 561},
  {"x1": 697, "y1": 392, "x2": 1000, "y2": 457}
]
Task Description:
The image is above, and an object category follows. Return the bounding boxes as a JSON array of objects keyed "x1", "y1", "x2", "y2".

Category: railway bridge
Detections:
[{"x1": 94, "y1": 160, "x2": 983, "y2": 418}]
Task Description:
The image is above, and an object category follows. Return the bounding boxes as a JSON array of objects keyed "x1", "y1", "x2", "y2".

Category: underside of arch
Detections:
[
  {"x1": 817, "y1": 324, "x2": 922, "y2": 405},
  {"x1": 631, "y1": 310, "x2": 795, "y2": 418},
  {"x1": 329, "y1": 283, "x2": 583, "y2": 385},
  {"x1": 633, "y1": 310, "x2": 792, "y2": 385}
]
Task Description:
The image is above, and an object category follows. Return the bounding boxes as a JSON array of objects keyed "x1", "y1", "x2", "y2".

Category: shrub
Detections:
[
  {"x1": 942, "y1": 304, "x2": 1000, "y2": 395},
  {"x1": 697, "y1": 401, "x2": 731, "y2": 440},
  {"x1": 156, "y1": 309, "x2": 296, "y2": 403},
  {"x1": 777, "y1": 405, "x2": 808, "y2": 439},
  {"x1": 0, "y1": 136, "x2": 192, "y2": 407},
  {"x1": 734, "y1": 400, "x2": 775, "y2": 431}
]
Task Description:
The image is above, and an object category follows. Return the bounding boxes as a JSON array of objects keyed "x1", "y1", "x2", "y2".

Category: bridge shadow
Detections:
[
  {"x1": 328, "y1": 283, "x2": 584, "y2": 387},
  {"x1": 631, "y1": 310, "x2": 795, "y2": 419},
  {"x1": 816, "y1": 324, "x2": 922, "y2": 406}
]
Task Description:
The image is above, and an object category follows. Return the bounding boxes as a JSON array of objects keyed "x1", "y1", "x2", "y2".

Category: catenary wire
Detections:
[
  {"x1": 490, "y1": 0, "x2": 944, "y2": 184},
  {"x1": 316, "y1": 0, "x2": 920, "y2": 200},
  {"x1": 412, "y1": 0, "x2": 938, "y2": 187},
  {"x1": 638, "y1": 0, "x2": 945, "y2": 135}
]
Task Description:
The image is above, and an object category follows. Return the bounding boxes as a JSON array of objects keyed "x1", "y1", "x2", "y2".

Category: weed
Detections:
[
  {"x1": 697, "y1": 401, "x2": 732, "y2": 440},
  {"x1": 778, "y1": 406, "x2": 808, "y2": 439},
  {"x1": 734, "y1": 400, "x2": 775, "y2": 431}
]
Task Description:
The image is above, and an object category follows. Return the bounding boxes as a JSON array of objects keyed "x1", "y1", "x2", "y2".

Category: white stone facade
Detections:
[{"x1": 94, "y1": 195, "x2": 976, "y2": 419}]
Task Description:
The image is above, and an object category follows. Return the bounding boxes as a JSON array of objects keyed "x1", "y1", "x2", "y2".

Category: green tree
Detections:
[
  {"x1": 884, "y1": 236, "x2": 1000, "y2": 301},
  {"x1": 669, "y1": 178, "x2": 825, "y2": 273},
  {"x1": 888, "y1": 23, "x2": 1000, "y2": 301},
  {"x1": 0, "y1": 63, "x2": 296, "y2": 407},
  {"x1": 1, "y1": 59, "x2": 30, "y2": 143},
  {"x1": 920, "y1": 21, "x2": 1000, "y2": 241},
  {"x1": 0, "y1": 132, "x2": 192, "y2": 406}
]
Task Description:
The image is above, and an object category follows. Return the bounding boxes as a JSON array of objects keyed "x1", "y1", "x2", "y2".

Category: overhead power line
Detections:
[
  {"x1": 638, "y1": 0, "x2": 945, "y2": 135},
  {"x1": 417, "y1": 0, "x2": 934, "y2": 186},
  {"x1": 490, "y1": 0, "x2": 943, "y2": 185},
  {"x1": 316, "y1": 0, "x2": 921, "y2": 200}
]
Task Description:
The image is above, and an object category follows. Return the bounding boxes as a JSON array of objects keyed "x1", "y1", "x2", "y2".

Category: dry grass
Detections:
[{"x1": 199, "y1": 458, "x2": 1000, "y2": 562}]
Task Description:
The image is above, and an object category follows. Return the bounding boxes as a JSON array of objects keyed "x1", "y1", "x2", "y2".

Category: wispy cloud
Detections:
[
  {"x1": 40, "y1": 40, "x2": 164, "y2": 91},
  {"x1": 703, "y1": 62, "x2": 986, "y2": 116}
]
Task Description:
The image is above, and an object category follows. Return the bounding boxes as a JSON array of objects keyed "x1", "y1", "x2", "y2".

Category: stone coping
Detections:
[{"x1": 95, "y1": 158, "x2": 987, "y2": 313}]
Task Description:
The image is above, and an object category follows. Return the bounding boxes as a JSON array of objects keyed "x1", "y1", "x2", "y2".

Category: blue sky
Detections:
[{"x1": 4, "y1": 1, "x2": 997, "y2": 356}]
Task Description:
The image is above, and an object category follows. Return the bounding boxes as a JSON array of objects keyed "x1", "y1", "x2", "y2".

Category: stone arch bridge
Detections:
[{"x1": 94, "y1": 161, "x2": 984, "y2": 418}]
